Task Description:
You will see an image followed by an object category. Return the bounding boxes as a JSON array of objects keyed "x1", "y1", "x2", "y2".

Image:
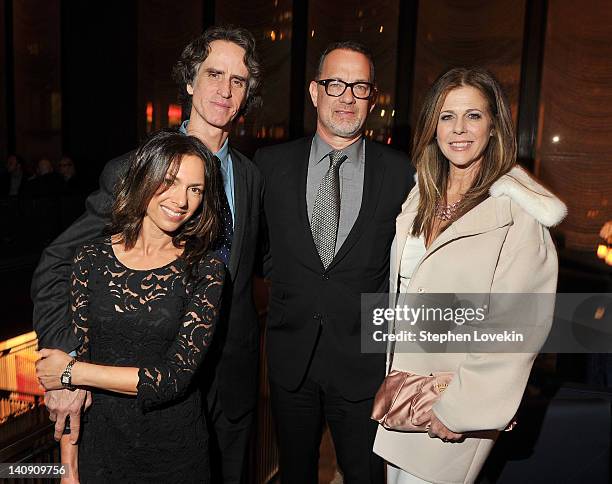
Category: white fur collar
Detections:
[{"x1": 489, "y1": 166, "x2": 567, "y2": 227}]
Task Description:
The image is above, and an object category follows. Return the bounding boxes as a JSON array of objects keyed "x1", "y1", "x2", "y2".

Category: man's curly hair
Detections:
[{"x1": 173, "y1": 25, "x2": 262, "y2": 118}]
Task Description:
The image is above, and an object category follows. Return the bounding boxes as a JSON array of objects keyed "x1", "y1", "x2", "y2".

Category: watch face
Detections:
[{"x1": 61, "y1": 374, "x2": 70, "y2": 385}]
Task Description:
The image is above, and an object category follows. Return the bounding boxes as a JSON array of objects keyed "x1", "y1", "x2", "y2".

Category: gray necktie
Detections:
[{"x1": 310, "y1": 150, "x2": 347, "y2": 269}]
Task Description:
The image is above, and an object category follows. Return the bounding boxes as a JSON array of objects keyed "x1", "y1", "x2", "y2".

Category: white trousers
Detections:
[{"x1": 387, "y1": 464, "x2": 430, "y2": 484}]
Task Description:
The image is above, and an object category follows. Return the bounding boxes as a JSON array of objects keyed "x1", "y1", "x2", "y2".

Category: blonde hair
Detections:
[{"x1": 411, "y1": 67, "x2": 517, "y2": 239}]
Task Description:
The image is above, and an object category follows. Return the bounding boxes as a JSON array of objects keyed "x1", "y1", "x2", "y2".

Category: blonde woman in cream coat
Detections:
[{"x1": 372, "y1": 67, "x2": 567, "y2": 484}]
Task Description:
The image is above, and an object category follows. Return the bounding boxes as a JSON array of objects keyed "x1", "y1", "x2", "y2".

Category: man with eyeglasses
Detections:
[{"x1": 254, "y1": 41, "x2": 414, "y2": 483}]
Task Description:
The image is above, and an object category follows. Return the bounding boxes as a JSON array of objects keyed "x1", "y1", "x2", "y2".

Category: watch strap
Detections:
[{"x1": 60, "y1": 358, "x2": 77, "y2": 390}]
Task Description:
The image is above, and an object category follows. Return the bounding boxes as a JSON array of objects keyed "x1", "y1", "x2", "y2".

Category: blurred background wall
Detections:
[{"x1": 2, "y1": 0, "x2": 610, "y2": 253}]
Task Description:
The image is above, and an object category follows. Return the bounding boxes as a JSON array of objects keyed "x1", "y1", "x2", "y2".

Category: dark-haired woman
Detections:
[
  {"x1": 36, "y1": 130, "x2": 224, "y2": 483},
  {"x1": 373, "y1": 68, "x2": 566, "y2": 483}
]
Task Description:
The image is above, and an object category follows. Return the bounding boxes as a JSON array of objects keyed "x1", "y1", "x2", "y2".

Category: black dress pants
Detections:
[
  {"x1": 269, "y1": 377, "x2": 384, "y2": 484},
  {"x1": 207, "y1": 384, "x2": 254, "y2": 484}
]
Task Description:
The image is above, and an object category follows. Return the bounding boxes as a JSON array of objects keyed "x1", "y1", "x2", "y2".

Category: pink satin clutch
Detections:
[{"x1": 371, "y1": 369, "x2": 454, "y2": 431}]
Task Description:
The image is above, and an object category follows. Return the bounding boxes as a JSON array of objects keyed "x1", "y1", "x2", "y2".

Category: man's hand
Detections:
[
  {"x1": 60, "y1": 434, "x2": 80, "y2": 483},
  {"x1": 44, "y1": 388, "x2": 89, "y2": 443},
  {"x1": 416, "y1": 410, "x2": 464, "y2": 442}
]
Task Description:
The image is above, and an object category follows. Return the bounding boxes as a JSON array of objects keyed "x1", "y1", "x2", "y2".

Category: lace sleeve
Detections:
[
  {"x1": 71, "y1": 245, "x2": 93, "y2": 361},
  {"x1": 137, "y1": 256, "x2": 225, "y2": 412}
]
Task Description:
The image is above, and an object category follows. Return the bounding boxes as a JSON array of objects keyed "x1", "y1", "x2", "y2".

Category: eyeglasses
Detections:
[{"x1": 315, "y1": 79, "x2": 376, "y2": 100}]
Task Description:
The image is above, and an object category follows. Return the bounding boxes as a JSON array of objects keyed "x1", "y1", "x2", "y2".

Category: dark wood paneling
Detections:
[
  {"x1": 411, "y1": 0, "x2": 526, "y2": 129},
  {"x1": 1, "y1": 0, "x2": 12, "y2": 161},
  {"x1": 536, "y1": 0, "x2": 612, "y2": 250},
  {"x1": 61, "y1": 2, "x2": 138, "y2": 189},
  {"x1": 13, "y1": 0, "x2": 61, "y2": 166}
]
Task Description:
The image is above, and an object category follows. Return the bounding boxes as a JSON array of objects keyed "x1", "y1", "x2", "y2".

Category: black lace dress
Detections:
[{"x1": 70, "y1": 237, "x2": 224, "y2": 483}]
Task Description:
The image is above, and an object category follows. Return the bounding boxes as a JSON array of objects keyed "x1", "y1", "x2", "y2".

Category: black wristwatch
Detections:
[{"x1": 60, "y1": 358, "x2": 77, "y2": 390}]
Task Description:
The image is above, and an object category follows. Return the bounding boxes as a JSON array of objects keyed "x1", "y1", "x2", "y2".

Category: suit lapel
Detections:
[
  {"x1": 276, "y1": 136, "x2": 323, "y2": 271},
  {"x1": 328, "y1": 139, "x2": 385, "y2": 270},
  {"x1": 290, "y1": 137, "x2": 324, "y2": 270},
  {"x1": 228, "y1": 148, "x2": 247, "y2": 278},
  {"x1": 410, "y1": 195, "x2": 513, "y2": 276}
]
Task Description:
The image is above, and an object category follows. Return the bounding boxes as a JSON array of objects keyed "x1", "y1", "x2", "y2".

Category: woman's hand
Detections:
[
  {"x1": 417, "y1": 410, "x2": 464, "y2": 442},
  {"x1": 36, "y1": 349, "x2": 74, "y2": 390}
]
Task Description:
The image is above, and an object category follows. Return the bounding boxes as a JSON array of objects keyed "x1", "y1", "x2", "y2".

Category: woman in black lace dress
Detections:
[{"x1": 36, "y1": 130, "x2": 225, "y2": 483}]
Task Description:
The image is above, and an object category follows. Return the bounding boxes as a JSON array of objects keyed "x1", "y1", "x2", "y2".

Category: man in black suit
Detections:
[
  {"x1": 1, "y1": 154, "x2": 25, "y2": 196},
  {"x1": 254, "y1": 42, "x2": 414, "y2": 483},
  {"x1": 31, "y1": 26, "x2": 263, "y2": 483}
]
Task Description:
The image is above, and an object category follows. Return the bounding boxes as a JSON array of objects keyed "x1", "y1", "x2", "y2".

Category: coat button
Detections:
[{"x1": 322, "y1": 274, "x2": 330, "y2": 280}]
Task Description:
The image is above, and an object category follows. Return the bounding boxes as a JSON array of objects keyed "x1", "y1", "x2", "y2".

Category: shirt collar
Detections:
[
  {"x1": 179, "y1": 119, "x2": 189, "y2": 134},
  {"x1": 215, "y1": 137, "x2": 230, "y2": 165},
  {"x1": 311, "y1": 133, "x2": 363, "y2": 165},
  {"x1": 180, "y1": 119, "x2": 231, "y2": 167}
]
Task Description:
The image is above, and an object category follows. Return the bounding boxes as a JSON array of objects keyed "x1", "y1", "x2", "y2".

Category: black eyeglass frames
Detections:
[{"x1": 315, "y1": 79, "x2": 376, "y2": 100}]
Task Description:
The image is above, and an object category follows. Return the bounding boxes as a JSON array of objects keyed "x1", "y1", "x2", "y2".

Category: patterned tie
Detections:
[
  {"x1": 214, "y1": 157, "x2": 233, "y2": 266},
  {"x1": 310, "y1": 150, "x2": 347, "y2": 269}
]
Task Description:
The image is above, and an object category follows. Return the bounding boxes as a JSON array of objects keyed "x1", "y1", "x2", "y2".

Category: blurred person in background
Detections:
[
  {"x1": 58, "y1": 156, "x2": 86, "y2": 229},
  {"x1": 21, "y1": 157, "x2": 64, "y2": 247},
  {"x1": 0, "y1": 154, "x2": 25, "y2": 245},
  {"x1": 58, "y1": 156, "x2": 77, "y2": 186},
  {"x1": 25, "y1": 157, "x2": 63, "y2": 198},
  {"x1": 1, "y1": 154, "x2": 25, "y2": 196}
]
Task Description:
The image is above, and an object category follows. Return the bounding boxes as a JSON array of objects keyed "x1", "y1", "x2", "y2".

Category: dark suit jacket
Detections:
[
  {"x1": 254, "y1": 137, "x2": 414, "y2": 401},
  {"x1": 1, "y1": 172, "x2": 24, "y2": 196},
  {"x1": 1, "y1": 173, "x2": 10, "y2": 195},
  {"x1": 31, "y1": 147, "x2": 263, "y2": 419}
]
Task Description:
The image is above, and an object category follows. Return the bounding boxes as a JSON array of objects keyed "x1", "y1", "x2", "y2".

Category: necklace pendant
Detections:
[{"x1": 435, "y1": 199, "x2": 462, "y2": 221}]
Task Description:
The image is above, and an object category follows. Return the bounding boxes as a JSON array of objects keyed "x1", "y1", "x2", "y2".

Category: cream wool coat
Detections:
[{"x1": 373, "y1": 166, "x2": 567, "y2": 484}]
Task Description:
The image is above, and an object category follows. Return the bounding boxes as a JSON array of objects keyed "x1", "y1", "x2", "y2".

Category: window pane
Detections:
[
  {"x1": 411, "y1": 0, "x2": 526, "y2": 128},
  {"x1": 137, "y1": 0, "x2": 203, "y2": 136},
  {"x1": 536, "y1": 0, "x2": 612, "y2": 250},
  {"x1": 0, "y1": 0, "x2": 7, "y2": 163},
  {"x1": 13, "y1": 0, "x2": 61, "y2": 164},
  {"x1": 306, "y1": 0, "x2": 400, "y2": 144},
  {"x1": 216, "y1": 0, "x2": 293, "y2": 154}
]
